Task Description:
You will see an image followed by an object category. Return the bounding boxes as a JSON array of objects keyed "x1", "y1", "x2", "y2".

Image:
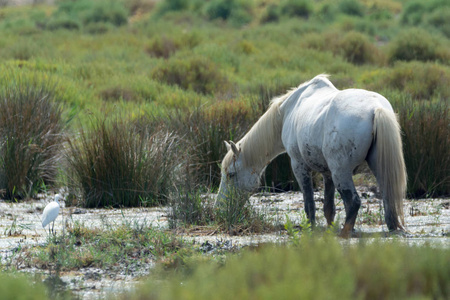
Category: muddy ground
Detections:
[{"x1": 0, "y1": 187, "x2": 449, "y2": 299}]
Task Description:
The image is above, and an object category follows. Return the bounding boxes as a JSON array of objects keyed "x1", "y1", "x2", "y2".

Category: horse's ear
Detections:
[
  {"x1": 224, "y1": 141, "x2": 231, "y2": 152},
  {"x1": 230, "y1": 141, "x2": 240, "y2": 156}
]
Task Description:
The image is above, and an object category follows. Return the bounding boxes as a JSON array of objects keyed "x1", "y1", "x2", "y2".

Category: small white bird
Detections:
[{"x1": 41, "y1": 194, "x2": 63, "y2": 235}]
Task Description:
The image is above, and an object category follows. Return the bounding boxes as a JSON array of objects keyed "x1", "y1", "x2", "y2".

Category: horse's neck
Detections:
[{"x1": 240, "y1": 103, "x2": 285, "y2": 173}]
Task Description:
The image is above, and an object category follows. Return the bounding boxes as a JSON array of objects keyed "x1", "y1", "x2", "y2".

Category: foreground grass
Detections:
[{"x1": 130, "y1": 236, "x2": 450, "y2": 300}]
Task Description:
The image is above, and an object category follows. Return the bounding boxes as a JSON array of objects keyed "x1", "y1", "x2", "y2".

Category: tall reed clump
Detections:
[
  {"x1": 0, "y1": 75, "x2": 65, "y2": 200},
  {"x1": 396, "y1": 99, "x2": 449, "y2": 197},
  {"x1": 159, "y1": 100, "x2": 254, "y2": 188},
  {"x1": 65, "y1": 117, "x2": 181, "y2": 208}
]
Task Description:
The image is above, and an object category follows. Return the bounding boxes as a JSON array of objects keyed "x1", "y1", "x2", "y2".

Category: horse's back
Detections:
[{"x1": 283, "y1": 87, "x2": 391, "y2": 174}]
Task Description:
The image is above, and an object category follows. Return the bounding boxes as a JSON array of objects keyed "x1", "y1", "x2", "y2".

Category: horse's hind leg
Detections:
[
  {"x1": 332, "y1": 172, "x2": 361, "y2": 237},
  {"x1": 291, "y1": 158, "x2": 316, "y2": 225},
  {"x1": 323, "y1": 175, "x2": 336, "y2": 226}
]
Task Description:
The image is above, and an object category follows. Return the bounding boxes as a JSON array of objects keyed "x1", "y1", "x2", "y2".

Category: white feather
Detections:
[{"x1": 41, "y1": 194, "x2": 62, "y2": 228}]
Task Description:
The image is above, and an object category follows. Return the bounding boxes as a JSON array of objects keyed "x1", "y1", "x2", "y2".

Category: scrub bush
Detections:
[
  {"x1": 151, "y1": 57, "x2": 230, "y2": 95},
  {"x1": 339, "y1": 31, "x2": 380, "y2": 64},
  {"x1": 46, "y1": 16, "x2": 81, "y2": 31},
  {"x1": 49, "y1": 0, "x2": 129, "y2": 28},
  {"x1": 425, "y1": 8, "x2": 450, "y2": 38},
  {"x1": 361, "y1": 62, "x2": 450, "y2": 100},
  {"x1": 204, "y1": 0, "x2": 254, "y2": 26},
  {"x1": 338, "y1": 0, "x2": 365, "y2": 17},
  {"x1": 280, "y1": 0, "x2": 313, "y2": 19},
  {"x1": 260, "y1": 4, "x2": 280, "y2": 23},
  {"x1": 387, "y1": 28, "x2": 449, "y2": 63},
  {"x1": 401, "y1": 0, "x2": 449, "y2": 26}
]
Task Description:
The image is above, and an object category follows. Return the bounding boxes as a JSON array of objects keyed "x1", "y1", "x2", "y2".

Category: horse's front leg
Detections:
[
  {"x1": 323, "y1": 175, "x2": 336, "y2": 226},
  {"x1": 332, "y1": 172, "x2": 361, "y2": 237},
  {"x1": 291, "y1": 158, "x2": 315, "y2": 225}
]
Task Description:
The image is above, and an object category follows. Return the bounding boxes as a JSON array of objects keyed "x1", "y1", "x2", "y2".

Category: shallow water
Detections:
[{"x1": 0, "y1": 190, "x2": 448, "y2": 299}]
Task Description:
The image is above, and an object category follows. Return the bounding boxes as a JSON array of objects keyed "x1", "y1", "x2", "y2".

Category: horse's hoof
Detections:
[{"x1": 339, "y1": 224, "x2": 357, "y2": 238}]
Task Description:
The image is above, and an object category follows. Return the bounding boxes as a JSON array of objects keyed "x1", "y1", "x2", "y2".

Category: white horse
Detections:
[{"x1": 218, "y1": 75, "x2": 407, "y2": 236}]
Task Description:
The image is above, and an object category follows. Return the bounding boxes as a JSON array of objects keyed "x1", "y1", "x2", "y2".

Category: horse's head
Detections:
[{"x1": 216, "y1": 141, "x2": 260, "y2": 204}]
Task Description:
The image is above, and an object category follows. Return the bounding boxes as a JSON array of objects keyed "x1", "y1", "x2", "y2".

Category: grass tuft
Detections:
[
  {"x1": 397, "y1": 99, "x2": 450, "y2": 197},
  {"x1": 65, "y1": 116, "x2": 181, "y2": 208},
  {"x1": 0, "y1": 74, "x2": 65, "y2": 200}
]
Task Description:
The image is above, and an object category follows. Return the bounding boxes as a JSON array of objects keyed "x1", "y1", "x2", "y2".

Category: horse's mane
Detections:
[
  {"x1": 222, "y1": 74, "x2": 331, "y2": 170},
  {"x1": 222, "y1": 87, "x2": 296, "y2": 170}
]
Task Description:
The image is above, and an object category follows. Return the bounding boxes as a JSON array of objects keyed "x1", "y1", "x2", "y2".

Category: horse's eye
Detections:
[{"x1": 228, "y1": 172, "x2": 236, "y2": 179}]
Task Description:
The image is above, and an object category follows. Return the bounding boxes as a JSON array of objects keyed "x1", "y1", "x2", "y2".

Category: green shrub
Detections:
[
  {"x1": 146, "y1": 36, "x2": 180, "y2": 59},
  {"x1": 130, "y1": 238, "x2": 450, "y2": 299},
  {"x1": 302, "y1": 30, "x2": 381, "y2": 65},
  {"x1": 146, "y1": 32, "x2": 200, "y2": 59},
  {"x1": 362, "y1": 62, "x2": 450, "y2": 100},
  {"x1": 0, "y1": 272, "x2": 47, "y2": 300},
  {"x1": 425, "y1": 7, "x2": 450, "y2": 38},
  {"x1": 65, "y1": 117, "x2": 181, "y2": 208},
  {"x1": 400, "y1": 0, "x2": 427, "y2": 25},
  {"x1": 401, "y1": 0, "x2": 449, "y2": 26},
  {"x1": 260, "y1": 4, "x2": 280, "y2": 23},
  {"x1": 396, "y1": 99, "x2": 450, "y2": 197},
  {"x1": 338, "y1": 0, "x2": 366, "y2": 17},
  {"x1": 46, "y1": 15, "x2": 81, "y2": 31},
  {"x1": 388, "y1": 28, "x2": 449, "y2": 63},
  {"x1": 83, "y1": 0, "x2": 128, "y2": 27},
  {"x1": 339, "y1": 31, "x2": 380, "y2": 64},
  {"x1": 315, "y1": 2, "x2": 338, "y2": 22},
  {"x1": 205, "y1": 0, "x2": 234, "y2": 20},
  {"x1": 0, "y1": 74, "x2": 65, "y2": 200},
  {"x1": 156, "y1": 0, "x2": 189, "y2": 14},
  {"x1": 280, "y1": 0, "x2": 313, "y2": 19},
  {"x1": 50, "y1": 0, "x2": 129, "y2": 28},
  {"x1": 83, "y1": 22, "x2": 112, "y2": 34},
  {"x1": 204, "y1": 0, "x2": 253, "y2": 26},
  {"x1": 151, "y1": 57, "x2": 230, "y2": 95}
]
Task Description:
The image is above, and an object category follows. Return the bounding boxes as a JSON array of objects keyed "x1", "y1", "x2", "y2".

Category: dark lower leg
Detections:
[
  {"x1": 338, "y1": 188, "x2": 361, "y2": 237},
  {"x1": 323, "y1": 176, "x2": 336, "y2": 226},
  {"x1": 302, "y1": 176, "x2": 316, "y2": 225}
]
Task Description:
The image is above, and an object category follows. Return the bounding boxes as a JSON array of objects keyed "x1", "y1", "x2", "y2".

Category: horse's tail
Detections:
[{"x1": 373, "y1": 107, "x2": 407, "y2": 230}]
